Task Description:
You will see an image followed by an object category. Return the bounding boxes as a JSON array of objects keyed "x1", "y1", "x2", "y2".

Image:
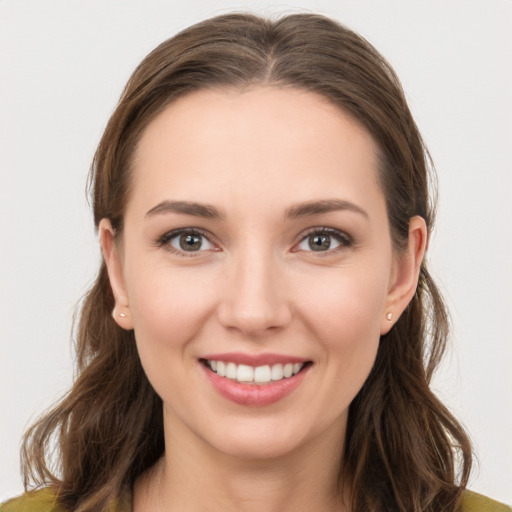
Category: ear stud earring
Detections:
[
  {"x1": 386, "y1": 312, "x2": 393, "y2": 321},
  {"x1": 112, "y1": 309, "x2": 127, "y2": 320}
]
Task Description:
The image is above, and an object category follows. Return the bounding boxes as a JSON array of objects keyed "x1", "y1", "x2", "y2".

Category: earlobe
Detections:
[
  {"x1": 99, "y1": 219, "x2": 134, "y2": 330},
  {"x1": 380, "y1": 216, "x2": 427, "y2": 335}
]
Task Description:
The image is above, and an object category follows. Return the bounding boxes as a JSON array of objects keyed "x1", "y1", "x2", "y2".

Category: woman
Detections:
[{"x1": 2, "y1": 12, "x2": 510, "y2": 512}]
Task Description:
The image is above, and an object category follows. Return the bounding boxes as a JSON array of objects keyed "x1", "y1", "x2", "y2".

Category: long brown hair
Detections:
[{"x1": 21, "y1": 12, "x2": 472, "y2": 511}]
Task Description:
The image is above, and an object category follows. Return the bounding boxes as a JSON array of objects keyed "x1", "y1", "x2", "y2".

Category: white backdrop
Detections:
[{"x1": 1, "y1": 0, "x2": 511, "y2": 504}]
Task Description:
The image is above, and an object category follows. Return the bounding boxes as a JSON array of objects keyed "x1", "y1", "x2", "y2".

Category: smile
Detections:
[
  {"x1": 204, "y1": 359, "x2": 306, "y2": 385},
  {"x1": 200, "y1": 354, "x2": 312, "y2": 406}
]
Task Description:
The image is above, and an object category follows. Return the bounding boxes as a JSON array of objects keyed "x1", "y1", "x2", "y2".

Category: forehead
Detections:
[{"x1": 129, "y1": 86, "x2": 383, "y2": 218}]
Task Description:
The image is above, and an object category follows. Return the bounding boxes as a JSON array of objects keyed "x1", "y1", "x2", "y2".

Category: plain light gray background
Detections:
[{"x1": 1, "y1": 0, "x2": 511, "y2": 504}]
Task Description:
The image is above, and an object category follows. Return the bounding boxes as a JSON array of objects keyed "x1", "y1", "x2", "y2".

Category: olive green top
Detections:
[{"x1": 1, "y1": 487, "x2": 511, "y2": 512}]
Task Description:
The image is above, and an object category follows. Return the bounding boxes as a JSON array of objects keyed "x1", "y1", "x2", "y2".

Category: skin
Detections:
[{"x1": 100, "y1": 87, "x2": 426, "y2": 512}]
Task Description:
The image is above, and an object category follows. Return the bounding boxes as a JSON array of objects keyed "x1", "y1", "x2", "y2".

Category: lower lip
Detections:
[{"x1": 202, "y1": 364, "x2": 311, "y2": 406}]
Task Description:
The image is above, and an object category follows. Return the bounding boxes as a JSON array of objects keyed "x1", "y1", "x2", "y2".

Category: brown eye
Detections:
[
  {"x1": 295, "y1": 228, "x2": 351, "y2": 253},
  {"x1": 179, "y1": 233, "x2": 203, "y2": 251},
  {"x1": 308, "y1": 234, "x2": 332, "y2": 251},
  {"x1": 165, "y1": 230, "x2": 215, "y2": 253}
]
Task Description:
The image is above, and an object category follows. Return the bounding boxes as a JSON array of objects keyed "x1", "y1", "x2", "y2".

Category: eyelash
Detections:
[
  {"x1": 155, "y1": 226, "x2": 353, "y2": 256},
  {"x1": 295, "y1": 227, "x2": 353, "y2": 255},
  {"x1": 155, "y1": 228, "x2": 216, "y2": 257}
]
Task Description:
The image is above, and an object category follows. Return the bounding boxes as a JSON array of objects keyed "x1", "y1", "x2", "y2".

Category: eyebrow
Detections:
[
  {"x1": 285, "y1": 199, "x2": 368, "y2": 219},
  {"x1": 145, "y1": 200, "x2": 224, "y2": 219},
  {"x1": 145, "y1": 198, "x2": 368, "y2": 221}
]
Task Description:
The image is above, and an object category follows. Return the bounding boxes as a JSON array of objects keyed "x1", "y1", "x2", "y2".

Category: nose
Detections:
[{"x1": 216, "y1": 248, "x2": 292, "y2": 337}]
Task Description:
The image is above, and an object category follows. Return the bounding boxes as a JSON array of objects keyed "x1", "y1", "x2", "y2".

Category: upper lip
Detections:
[{"x1": 201, "y1": 352, "x2": 310, "y2": 366}]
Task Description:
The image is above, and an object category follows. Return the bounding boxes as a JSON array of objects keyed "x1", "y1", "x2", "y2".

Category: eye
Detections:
[
  {"x1": 295, "y1": 228, "x2": 351, "y2": 253},
  {"x1": 158, "y1": 229, "x2": 216, "y2": 254}
]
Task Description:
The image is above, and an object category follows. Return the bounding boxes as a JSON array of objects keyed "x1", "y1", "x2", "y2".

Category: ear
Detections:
[
  {"x1": 99, "y1": 218, "x2": 134, "y2": 330},
  {"x1": 380, "y1": 216, "x2": 427, "y2": 335}
]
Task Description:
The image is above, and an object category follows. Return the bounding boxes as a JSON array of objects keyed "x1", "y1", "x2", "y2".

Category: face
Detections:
[{"x1": 101, "y1": 87, "x2": 424, "y2": 462}]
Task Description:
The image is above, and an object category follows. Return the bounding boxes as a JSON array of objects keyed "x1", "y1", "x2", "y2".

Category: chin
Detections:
[
  {"x1": 199, "y1": 414, "x2": 323, "y2": 462},
  {"x1": 215, "y1": 432, "x2": 305, "y2": 461}
]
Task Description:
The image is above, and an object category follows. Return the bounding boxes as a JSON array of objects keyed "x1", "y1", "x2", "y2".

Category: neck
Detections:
[{"x1": 134, "y1": 412, "x2": 349, "y2": 512}]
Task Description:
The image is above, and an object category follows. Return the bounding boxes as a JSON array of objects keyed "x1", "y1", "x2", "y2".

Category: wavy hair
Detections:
[{"x1": 21, "y1": 12, "x2": 472, "y2": 511}]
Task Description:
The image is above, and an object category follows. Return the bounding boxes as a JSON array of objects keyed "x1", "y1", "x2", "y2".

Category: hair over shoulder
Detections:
[{"x1": 21, "y1": 12, "x2": 472, "y2": 512}]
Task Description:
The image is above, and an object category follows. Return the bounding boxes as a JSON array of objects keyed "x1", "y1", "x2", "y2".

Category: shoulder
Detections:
[
  {"x1": 0, "y1": 488, "x2": 63, "y2": 512},
  {"x1": 0, "y1": 487, "x2": 131, "y2": 512},
  {"x1": 459, "y1": 490, "x2": 512, "y2": 512}
]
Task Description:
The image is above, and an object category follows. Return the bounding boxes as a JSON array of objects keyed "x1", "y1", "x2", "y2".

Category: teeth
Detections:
[
  {"x1": 206, "y1": 360, "x2": 306, "y2": 384},
  {"x1": 226, "y1": 362, "x2": 237, "y2": 379},
  {"x1": 237, "y1": 364, "x2": 254, "y2": 382},
  {"x1": 217, "y1": 361, "x2": 226, "y2": 377},
  {"x1": 254, "y1": 365, "x2": 271, "y2": 383},
  {"x1": 271, "y1": 364, "x2": 284, "y2": 381}
]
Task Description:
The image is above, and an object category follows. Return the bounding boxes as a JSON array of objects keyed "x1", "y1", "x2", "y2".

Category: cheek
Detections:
[
  {"x1": 125, "y1": 263, "x2": 218, "y2": 361},
  {"x1": 295, "y1": 265, "x2": 388, "y2": 389},
  {"x1": 123, "y1": 263, "x2": 222, "y2": 413},
  {"x1": 299, "y1": 266, "x2": 388, "y2": 341}
]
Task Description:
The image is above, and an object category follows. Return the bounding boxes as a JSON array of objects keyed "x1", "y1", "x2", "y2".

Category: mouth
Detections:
[
  {"x1": 199, "y1": 355, "x2": 313, "y2": 406},
  {"x1": 200, "y1": 358, "x2": 312, "y2": 385}
]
